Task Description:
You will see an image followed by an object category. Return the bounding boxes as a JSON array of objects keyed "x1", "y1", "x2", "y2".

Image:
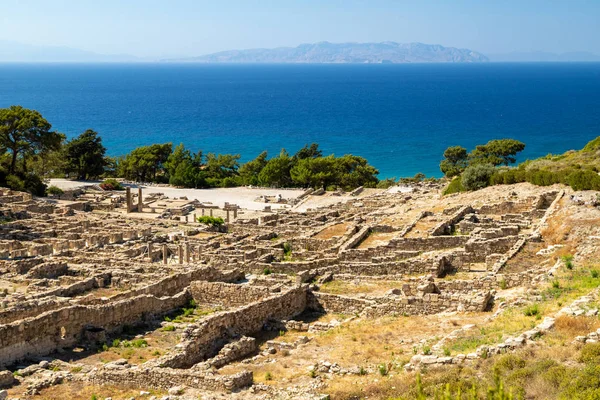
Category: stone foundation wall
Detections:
[
  {"x1": 0, "y1": 290, "x2": 191, "y2": 367},
  {"x1": 388, "y1": 236, "x2": 469, "y2": 252},
  {"x1": 190, "y1": 282, "x2": 273, "y2": 306},
  {"x1": 157, "y1": 286, "x2": 308, "y2": 368},
  {"x1": 88, "y1": 367, "x2": 253, "y2": 392}
]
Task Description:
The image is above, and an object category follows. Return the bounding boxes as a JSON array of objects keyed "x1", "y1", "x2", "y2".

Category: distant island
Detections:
[{"x1": 162, "y1": 42, "x2": 489, "y2": 64}]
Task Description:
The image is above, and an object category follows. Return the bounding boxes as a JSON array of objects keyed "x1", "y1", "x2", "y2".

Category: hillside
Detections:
[{"x1": 164, "y1": 41, "x2": 489, "y2": 64}]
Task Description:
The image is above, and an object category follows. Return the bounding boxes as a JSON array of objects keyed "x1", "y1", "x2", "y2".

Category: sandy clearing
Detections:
[{"x1": 48, "y1": 179, "x2": 305, "y2": 211}]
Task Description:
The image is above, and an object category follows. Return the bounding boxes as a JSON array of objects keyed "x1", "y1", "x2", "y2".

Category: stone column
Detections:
[
  {"x1": 162, "y1": 244, "x2": 168, "y2": 264},
  {"x1": 185, "y1": 242, "x2": 190, "y2": 263},
  {"x1": 138, "y1": 188, "x2": 143, "y2": 212},
  {"x1": 209, "y1": 209, "x2": 213, "y2": 217},
  {"x1": 193, "y1": 213, "x2": 197, "y2": 223},
  {"x1": 178, "y1": 245, "x2": 183, "y2": 264},
  {"x1": 226, "y1": 209, "x2": 230, "y2": 223},
  {"x1": 185, "y1": 215, "x2": 189, "y2": 224},
  {"x1": 201, "y1": 208, "x2": 205, "y2": 216},
  {"x1": 233, "y1": 209, "x2": 238, "y2": 218},
  {"x1": 125, "y1": 187, "x2": 132, "y2": 213},
  {"x1": 147, "y1": 242, "x2": 153, "y2": 261}
]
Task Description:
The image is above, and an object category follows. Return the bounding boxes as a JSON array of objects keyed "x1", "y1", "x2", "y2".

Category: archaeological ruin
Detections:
[{"x1": 0, "y1": 180, "x2": 599, "y2": 399}]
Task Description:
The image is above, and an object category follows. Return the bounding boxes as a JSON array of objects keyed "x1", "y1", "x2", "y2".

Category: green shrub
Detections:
[
  {"x1": 523, "y1": 304, "x2": 540, "y2": 317},
  {"x1": 263, "y1": 267, "x2": 272, "y2": 275},
  {"x1": 566, "y1": 169, "x2": 600, "y2": 191},
  {"x1": 265, "y1": 372, "x2": 273, "y2": 381},
  {"x1": 378, "y1": 364, "x2": 388, "y2": 376},
  {"x1": 46, "y1": 185, "x2": 64, "y2": 196},
  {"x1": 196, "y1": 216, "x2": 225, "y2": 226},
  {"x1": 162, "y1": 325, "x2": 175, "y2": 332},
  {"x1": 100, "y1": 178, "x2": 124, "y2": 191},
  {"x1": 461, "y1": 163, "x2": 495, "y2": 191},
  {"x1": 579, "y1": 343, "x2": 600, "y2": 364},
  {"x1": 591, "y1": 270, "x2": 599, "y2": 279},
  {"x1": 443, "y1": 176, "x2": 464, "y2": 195}
]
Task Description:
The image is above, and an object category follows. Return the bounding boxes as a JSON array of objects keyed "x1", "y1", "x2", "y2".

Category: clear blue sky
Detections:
[{"x1": 1, "y1": 0, "x2": 598, "y2": 57}]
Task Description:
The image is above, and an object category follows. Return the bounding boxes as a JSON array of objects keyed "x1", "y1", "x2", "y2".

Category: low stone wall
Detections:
[
  {"x1": 156, "y1": 286, "x2": 308, "y2": 368},
  {"x1": 88, "y1": 366, "x2": 253, "y2": 392},
  {"x1": 430, "y1": 205, "x2": 473, "y2": 236},
  {"x1": 190, "y1": 282, "x2": 273, "y2": 306},
  {"x1": 307, "y1": 292, "x2": 375, "y2": 314},
  {"x1": 0, "y1": 290, "x2": 191, "y2": 367},
  {"x1": 388, "y1": 236, "x2": 469, "y2": 252},
  {"x1": 308, "y1": 290, "x2": 491, "y2": 317}
]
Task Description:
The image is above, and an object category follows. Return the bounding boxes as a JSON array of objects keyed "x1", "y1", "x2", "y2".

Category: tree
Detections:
[
  {"x1": 0, "y1": 105, "x2": 63, "y2": 174},
  {"x1": 204, "y1": 153, "x2": 240, "y2": 187},
  {"x1": 239, "y1": 151, "x2": 268, "y2": 186},
  {"x1": 461, "y1": 163, "x2": 495, "y2": 191},
  {"x1": 440, "y1": 146, "x2": 468, "y2": 177},
  {"x1": 291, "y1": 155, "x2": 337, "y2": 189},
  {"x1": 118, "y1": 143, "x2": 172, "y2": 182},
  {"x1": 164, "y1": 144, "x2": 205, "y2": 188},
  {"x1": 293, "y1": 143, "x2": 323, "y2": 161},
  {"x1": 470, "y1": 139, "x2": 525, "y2": 166},
  {"x1": 258, "y1": 149, "x2": 293, "y2": 187},
  {"x1": 334, "y1": 154, "x2": 379, "y2": 190},
  {"x1": 64, "y1": 129, "x2": 107, "y2": 180}
]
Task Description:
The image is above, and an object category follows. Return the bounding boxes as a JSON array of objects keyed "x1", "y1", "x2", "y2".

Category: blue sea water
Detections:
[{"x1": 1, "y1": 63, "x2": 599, "y2": 179}]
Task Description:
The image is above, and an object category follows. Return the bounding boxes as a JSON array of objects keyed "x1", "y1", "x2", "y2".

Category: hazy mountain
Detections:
[
  {"x1": 488, "y1": 51, "x2": 600, "y2": 62},
  {"x1": 164, "y1": 42, "x2": 489, "y2": 63},
  {"x1": 0, "y1": 40, "x2": 142, "y2": 62}
]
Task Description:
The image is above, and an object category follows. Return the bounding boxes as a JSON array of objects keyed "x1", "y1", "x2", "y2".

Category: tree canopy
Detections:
[
  {"x1": 0, "y1": 105, "x2": 63, "y2": 174},
  {"x1": 439, "y1": 146, "x2": 468, "y2": 177},
  {"x1": 469, "y1": 139, "x2": 526, "y2": 166},
  {"x1": 64, "y1": 129, "x2": 107, "y2": 180}
]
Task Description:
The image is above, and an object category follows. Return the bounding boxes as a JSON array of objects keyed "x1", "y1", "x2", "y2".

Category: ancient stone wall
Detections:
[
  {"x1": 157, "y1": 286, "x2": 308, "y2": 368},
  {"x1": 0, "y1": 290, "x2": 190, "y2": 366},
  {"x1": 190, "y1": 281, "x2": 273, "y2": 306}
]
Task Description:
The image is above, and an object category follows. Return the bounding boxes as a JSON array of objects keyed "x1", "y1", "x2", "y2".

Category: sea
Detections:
[{"x1": 1, "y1": 62, "x2": 599, "y2": 179}]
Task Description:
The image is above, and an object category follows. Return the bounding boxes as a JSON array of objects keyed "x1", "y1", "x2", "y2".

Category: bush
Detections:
[
  {"x1": 461, "y1": 163, "x2": 495, "y2": 191},
  {"x1": 46, "y1": 185, "x2": 64, "y2": 196},
  {"x1": 100, "y1": 178, "x2": 124, "y2": 191},
  {"x1": 523, "y1": 304, "x2": 540, "y2": 317},
  {"x1": 6, "y1": 174, "x2": 25, "y2": 192},
  {"x1": 196, "y1": 216, "x2": 225, "y2": 226},
  {"x1": 566, "y1": 169, "x2": 600, "y2": 191},
  {"x1": 443, "y1": 176, "x2": 464, "y2": 195}
]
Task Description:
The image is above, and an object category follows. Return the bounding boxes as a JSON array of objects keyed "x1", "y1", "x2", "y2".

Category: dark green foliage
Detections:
[
  {"x1": 196, "y1": 216, "x2": 224, "y2": 226},
  {"x1": 64, "y1": 129, "x2": 107, "y2": 180},
  {"x1": 164, "y1": 144, "x2": 205, "y2": 188},
  {"x1": 204, "y1": 152, "x2": 241, "y2": 187},
  {"x1": 117, "y1": 143, "x2": 172, "y2": 182},
  {"x1": 46, "y1": 185, "x2": 64, "y2": 196},
  {"x1": 440, "y1": 145, "x2": 468, "y2": 177},
  {"x1": 0, "y1": 105, "x2": 64, "y2": 175},
  {"x1": 293, "y1": 143, "x2": 323, "y2": 160},
  {"x1": 258, "y1": 149, "x2": 293, "y2": 187},
  {"x1": 239, "y1": 151, "x2": 268, "y2": 186},
  {"x1": 443, "y1": 176, "x2": 465, "y2": 195},
  {"x1": 461, "y1": 163, "x2": 495, "y2": 191},
  {"x1": 469, "y1": 139, "x2": 526, "y2": 166}
]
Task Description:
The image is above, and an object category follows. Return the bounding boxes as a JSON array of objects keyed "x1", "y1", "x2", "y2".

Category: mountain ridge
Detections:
[{"x1": 162, "y1": 41, "x2": 489, "y2": 63}]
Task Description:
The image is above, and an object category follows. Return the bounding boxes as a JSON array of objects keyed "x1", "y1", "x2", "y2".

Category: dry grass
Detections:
[
  {"x1": 319, "y1": 280, "x2": 404, "y2": 296},
  {"x1": 314, "y1": 223, "x2": 349, "y2": 239},
  {"x1": 357, "y1": 232, "x2": 398, "y2": 249},
  {"x1": 554, "y1": 315, "x2": 600, "y2": 338},
  {"x1": 11, "y1": 382, "x2": 165, "y2": 400},
  {"x1": 503, "y1": 241, "x2": 549, "y2": 273}
]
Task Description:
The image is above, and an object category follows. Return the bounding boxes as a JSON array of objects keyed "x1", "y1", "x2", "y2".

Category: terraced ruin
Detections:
[{"x1": 0, "y1": 181, "x2": 599, "y2": 399}]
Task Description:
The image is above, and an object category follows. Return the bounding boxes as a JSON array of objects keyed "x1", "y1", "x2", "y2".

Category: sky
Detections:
[{"x1": 0, "y1": 0, "x2": 599, "y2": 58}]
